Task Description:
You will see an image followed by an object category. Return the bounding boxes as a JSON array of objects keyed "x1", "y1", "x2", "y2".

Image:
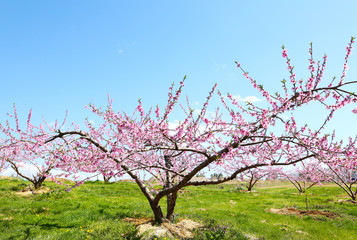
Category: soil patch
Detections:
[
  {"x1": 268, "y1": 207, "x2": 338, "y2": 219},
  {"x1": 123, "y1": 217, "x2": 203, "y2": 239},
  {"x1": 336, "y1": 199, "x2": 357, "y2": 204},
  {"x1": 16, "y1": 186, "x2": 52, "y2": 196}
]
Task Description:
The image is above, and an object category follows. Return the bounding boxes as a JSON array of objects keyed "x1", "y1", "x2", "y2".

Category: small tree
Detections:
[
  {"x1": 281, "y1": 160, "x2": 329, "y2": 194},
  {"x1": 239, "y1": 167, "x2": 280, "y2": 191},
  {"x1": 321, "y1": 154, "x2": 357, "y2": 201},
  {"x1": 0, "y1": 158, "x2": 8, "y2": 175},
  {"x1": 0, "y1": 140, "x2": 8, "y2": 174},
  {"x1": 0, "y1": 106, "x2": 71, "y2": 189},
  {"x1": 102, "y1": 175, "x2": 113, "y2": 183},
  {"x1": 100, "y1": 169, "x2": 122, "y2": 183}
]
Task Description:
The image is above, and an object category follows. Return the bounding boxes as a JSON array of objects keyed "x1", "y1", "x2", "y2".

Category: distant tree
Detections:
[
  {"x1": 239, "y1": 167, "x2": 280, "y2": 191},
  {"x1": 102, "y1": 175, "x2": 113, "y2": 183},
  {"x1": 0, "y1": 158, "x2": 7, "y2": 174},
  {"x1": 196, "y1": 172, "x2": 206, "y2": 178},
  {"x1": 0, "y1": 141, "x2": 8, "y2": 174},
  {"x1": 281, "y1": 160, "x2": 329, "y2": 193},
  {"x1": 0, "y1": 106, "x2": 73, "y2": 189},
  {"x1": 210, "y1": 173, "x2": 224, "y2": 180},
  {"x1": 320, "y1": 154, "x2": 357, "y2": 200}
]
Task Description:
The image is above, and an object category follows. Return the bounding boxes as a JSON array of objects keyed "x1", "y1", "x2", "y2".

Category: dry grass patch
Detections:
[
  {"x1": 124, "y1": 217, "x2": 203, "y2": 239},
  {"x1": 15, "y1": 186, "x2": 52, "y2": 196},
  {"x1": 268, "y1": 207, "x2": 338, "y2": 219}
]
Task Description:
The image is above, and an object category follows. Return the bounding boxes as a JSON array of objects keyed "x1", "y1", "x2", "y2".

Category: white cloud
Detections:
[
  {"x1": 1, "y1": 168, "x2": 15, "y2": 177},
  {"x1": 118, "y1": 49, "x2": 124, "y2": 55},
  {"x1": 168, "y1": 120, "x2": 180, "y2": 130},
  {"x1": 214, "y1": 63, "x2": 227, "y2": 71},
  {"x1": 232, "y1": 95, "x2": 263, "y2": 103},
  {"x1": 168, "y1": 120, "x2": 209, "y2": 134},
  {"x1": 280, "y1": 114, "x2": 289, "y2": 120},
  {"x1": 1, "y1": 163, "x2": 39, "y2": 178}
]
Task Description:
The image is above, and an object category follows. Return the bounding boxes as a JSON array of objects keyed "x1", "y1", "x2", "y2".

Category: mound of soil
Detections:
[
  {"x1": 268, "y1": 207, "x2": 338, "y2": 219},
  {"x1": 16, "y1": 186, "x2": 52, "y2": 196},
  {"x1": 123, "y1": 217, "x2": 203, "y2": 239}
]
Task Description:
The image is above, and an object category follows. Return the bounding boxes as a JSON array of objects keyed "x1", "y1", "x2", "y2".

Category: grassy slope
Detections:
[{"x1": 0, "y1": 178, "x2": 356, "y2": 240}]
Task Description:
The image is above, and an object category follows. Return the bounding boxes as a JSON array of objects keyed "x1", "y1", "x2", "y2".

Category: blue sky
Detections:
[{"x1": 1, "y1": 1, "x2": 357, "y2": 138}]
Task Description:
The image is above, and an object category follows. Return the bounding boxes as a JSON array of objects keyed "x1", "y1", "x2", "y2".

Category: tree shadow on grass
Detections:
[{"x1": 23, "y1": 219, "x2": 76, "y2": 231}]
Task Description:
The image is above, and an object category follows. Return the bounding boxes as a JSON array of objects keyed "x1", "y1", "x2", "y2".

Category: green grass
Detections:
[{"x1": 0, "y1": 178, "x2": 356, "y2": 239}]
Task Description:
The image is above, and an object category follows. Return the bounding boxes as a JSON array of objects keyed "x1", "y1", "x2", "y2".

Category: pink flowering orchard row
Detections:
[
  {"x1": 279, "y1": 154, "x2": 357, "y2": 200},
  {"x1": 1, "y1": 38, "x2": 356, "y2": 223}
]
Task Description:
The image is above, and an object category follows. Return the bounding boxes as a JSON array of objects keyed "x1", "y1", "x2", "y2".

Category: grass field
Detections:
[{"x1": 0, "y1": 178, "x2": 356, "y2": 240}]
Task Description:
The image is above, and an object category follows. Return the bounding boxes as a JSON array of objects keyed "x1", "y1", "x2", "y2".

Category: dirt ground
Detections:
[
  {"x1": 268, "y1": 207, "x2": 339, "y2": 219},
  {"x1": 15, "y1": 186, "x2": 52, "y2": 196},
  {"x1": 123, "y1": 217, "x2": 203, "y2": 239}
]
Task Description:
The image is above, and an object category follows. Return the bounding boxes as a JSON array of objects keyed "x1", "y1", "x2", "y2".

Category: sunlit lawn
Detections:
[{"x1": 0, "y1": 178, "x2": 356, "y2": 239}]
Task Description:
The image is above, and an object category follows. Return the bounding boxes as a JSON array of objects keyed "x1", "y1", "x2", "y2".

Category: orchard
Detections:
[{"x1": 1, "y1": 38, "x2": 357, "y2": 225}]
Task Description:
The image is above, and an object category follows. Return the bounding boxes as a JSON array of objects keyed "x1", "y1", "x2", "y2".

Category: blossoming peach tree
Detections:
[
  {"x1": 0, "y1": 107, "x2": 77, "y2": 189},
  {"x1": 0, "y1": 145, "x2": 8, "y2": 174},
  {"x1": 281, "y1": 160, "x2": 331, "y2": 193},
  {"x1": 318, "y1": 151, "x2": 357, "y2": 200},
  {"x1": 237, "y1": 166, "x2": 281, "y2": 192},
  {"x1": 2, "y1": 38, "x2": 357, "y2": 224}
]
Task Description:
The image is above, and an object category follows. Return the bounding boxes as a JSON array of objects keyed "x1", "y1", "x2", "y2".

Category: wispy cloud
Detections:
[
  {"x1": 232, "y1": 95, "x2": 263, "y2": 103},
  {"x1": 280, "y1": 114, "x2": 290, "y2": 120},
  {"x1": 168, "y1": 120, "x2": 180, "y2": 130},
  {"x1": 214, "y1": 63, "x2": 227, "y2": 71},
  {"x1": 118, "y1": 49, "x2": 124, "y2": 55},
  {"x1": 2, "y1": 163, "x2": 39, "y2": 177}
]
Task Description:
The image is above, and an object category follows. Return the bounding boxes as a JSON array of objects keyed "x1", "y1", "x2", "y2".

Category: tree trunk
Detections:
[
  {"x1": 150, "y1": 201, "x2": 166, "y2": 224},
  {"x1": 163, "y1": 155, "x2": 178, "y2": 221},
  {"x1": 166, "y1": 191, "x2": 178, "y2": 221},
  {"x1": 33, "y1": 176, "x2": 47, "y2": 189},
  {"x1": 246, "y1": 177, "x2": 258, "y2": 191},
  {"x1": 103, "y1": 175, "x2": 112, "y2": 183}
]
